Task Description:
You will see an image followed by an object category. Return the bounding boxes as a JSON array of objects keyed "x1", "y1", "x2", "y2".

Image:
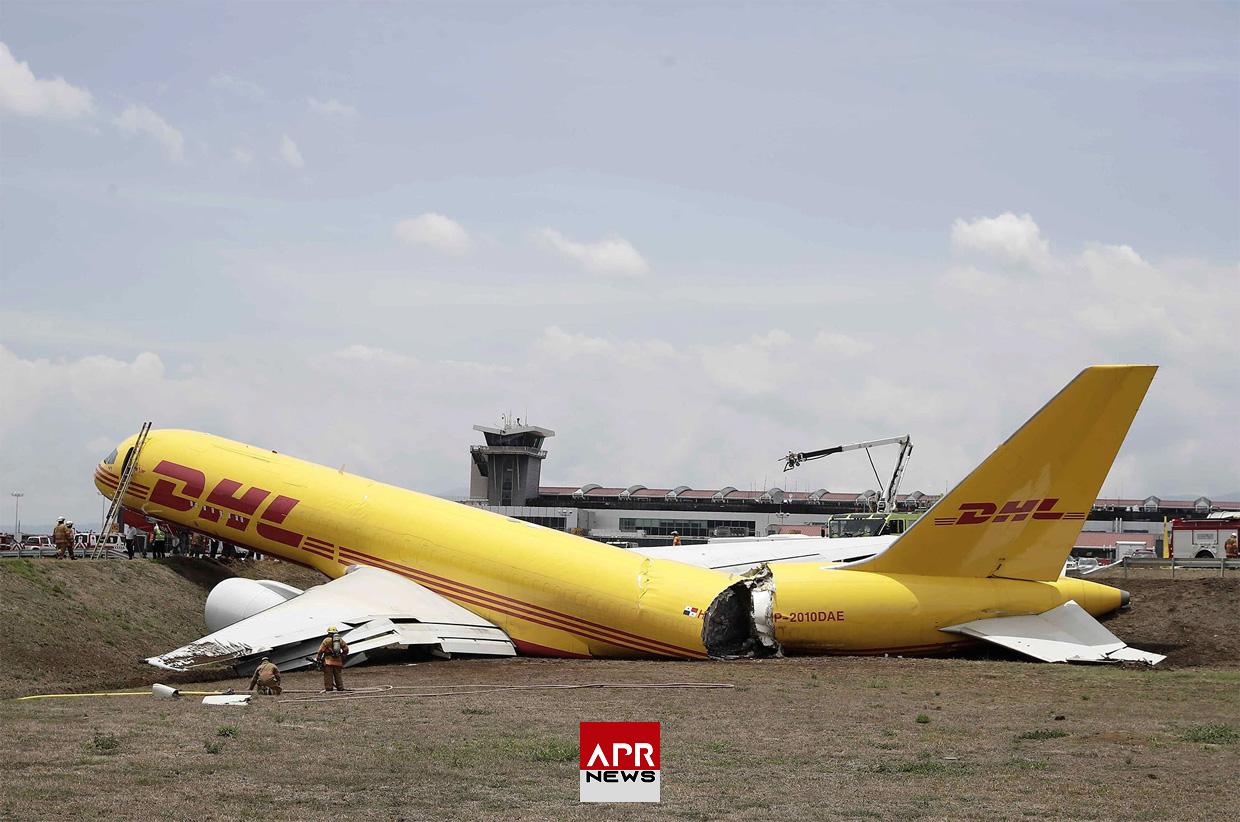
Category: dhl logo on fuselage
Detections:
[
  {"x1": 144, "y1": 460, "x2": 306, "y2": 549},
  {"x1": 932, "y1": 498, "x2": 1087, "y2": 526}
]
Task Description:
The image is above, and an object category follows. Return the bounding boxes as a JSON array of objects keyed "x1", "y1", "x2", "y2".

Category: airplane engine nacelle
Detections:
[{"x1": 205, "y1": 578, "x2": 304, "y2": 632}]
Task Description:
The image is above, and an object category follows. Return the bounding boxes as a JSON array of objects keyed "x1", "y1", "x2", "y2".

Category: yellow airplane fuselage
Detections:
[
  {"x1": 771, "y1": 565, "x2": 1121, "y2": 655},
  {"x1": 95, "y1": 429, "x2": 1123, "y2": 659}
]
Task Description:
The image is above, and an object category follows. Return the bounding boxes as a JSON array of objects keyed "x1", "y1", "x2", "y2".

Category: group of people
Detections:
[
  {"x1": 52, "y1": 516, "x2": 77, "y2": 559},
  {"x1": 120, "y1": 523, "x2": 252, "y2": 561},
  {"x1": 246, "y1": 626, "x2": 351, "y2": 696}
]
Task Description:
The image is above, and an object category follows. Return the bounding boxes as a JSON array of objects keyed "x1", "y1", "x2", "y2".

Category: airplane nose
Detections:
[{"x1": 94, "y1": 444, "x2": 123, "y2": 498}]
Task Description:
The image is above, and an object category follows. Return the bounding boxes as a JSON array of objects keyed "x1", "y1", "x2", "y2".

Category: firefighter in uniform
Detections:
[
  {"x1": 65, "y1": 521, "x2": 77, "y2": 559},
  {"x1": 316, "y1": 627, "x2": 349, "y2": 692},
  {"x1": 248, "y1": 657, "x2": 283, "y2": 695},
  {"x1": 670, "y1": 530, "x2": 682, "y2": 546},
  {"x1": 53, "y1": 517, "x2": 70, "y2": 559}
]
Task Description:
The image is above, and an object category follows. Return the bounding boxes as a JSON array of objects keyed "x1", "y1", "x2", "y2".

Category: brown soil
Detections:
[
  {"x1": 2, "y1": 658, "x2": 1237, "y2": 821},
  {"x1": 1102, "y1": 578, "x2": 1240, "y2": 668},
  {"x1": 0, "y1": 557, "x2": 326, "y2": 699}
]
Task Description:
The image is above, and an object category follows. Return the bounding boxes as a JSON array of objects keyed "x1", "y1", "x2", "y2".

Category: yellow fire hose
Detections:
[{"x1": 17, "y1": 689, "x2": 227, "y2": 701}]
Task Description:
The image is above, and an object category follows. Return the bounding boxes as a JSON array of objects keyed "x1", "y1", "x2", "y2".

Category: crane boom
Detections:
[{"x1": 782, "y1": 435, "x2": 914, "y2": 513}]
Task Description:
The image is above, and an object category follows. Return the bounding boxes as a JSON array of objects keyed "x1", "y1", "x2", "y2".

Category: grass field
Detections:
[
  {"x1": 3, "y1": 559, "x2": 1238, "y2": 820},
  {"x1": 3, "y1": 657, "x2": 1238, "y2": 821}
]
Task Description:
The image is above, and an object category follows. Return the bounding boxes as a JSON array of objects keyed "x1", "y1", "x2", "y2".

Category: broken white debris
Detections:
[{"x1": 201, "y1": 694, "x2": 252, "y2": 706}]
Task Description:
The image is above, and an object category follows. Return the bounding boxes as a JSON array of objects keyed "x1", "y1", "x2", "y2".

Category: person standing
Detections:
[
  {"x1": 315, "y1": 627, "x2": 349, "y2": 692},
  {"x1": 670, "y1": 530, "x2": 682, "y2": 547},
  {"x1": 65, "y1": 521, "x2": 77, "y2": 560},
  {"x1": 151, "y1": 523, "x2": 167, "y2": 559},
  {"x1": 124, "y1": 524, "x2": 136, "y2": 560},
  {"x1": 52, "y1": 517, "x2": 70, "y2": 559}
]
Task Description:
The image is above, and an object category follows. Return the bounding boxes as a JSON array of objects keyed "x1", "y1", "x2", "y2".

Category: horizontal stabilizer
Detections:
[
  {"x1": 942, "y1": 601, "x2": 1165, "y2": 665},
  {"x1": 147, "y1": 566, "x2": 515, "y2": 671}
]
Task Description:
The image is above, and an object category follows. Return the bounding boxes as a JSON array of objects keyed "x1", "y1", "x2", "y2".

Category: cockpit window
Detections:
[{"x1": 104, "y1": 448, "x2": 119, "y2": 465}]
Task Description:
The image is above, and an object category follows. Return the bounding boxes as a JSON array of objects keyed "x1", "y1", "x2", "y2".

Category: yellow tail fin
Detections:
[{"x1": 856, "y1": 365, "x2": 1157, "y2": 581}]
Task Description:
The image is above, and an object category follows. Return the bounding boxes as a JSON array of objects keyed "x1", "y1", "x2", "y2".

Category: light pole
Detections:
[{"x1": 11, "y1": 492, "x2": 23, "y2": 542}]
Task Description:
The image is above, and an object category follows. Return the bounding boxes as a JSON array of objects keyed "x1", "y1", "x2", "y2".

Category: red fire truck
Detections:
[{"x1": 1170, "y1": 514, "x2": 1240, "y2": 559}]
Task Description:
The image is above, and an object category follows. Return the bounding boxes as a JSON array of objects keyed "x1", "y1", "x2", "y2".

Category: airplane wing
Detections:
[
  {"x1": 942, "y1": 601, "x2": 1165, "y2": 665},
  {"x1": 637, "y1": 535, "x2": 895, "y2": 574},
  {"x1": 147, "y1": 566, "x2": 515, "y2": 673}
]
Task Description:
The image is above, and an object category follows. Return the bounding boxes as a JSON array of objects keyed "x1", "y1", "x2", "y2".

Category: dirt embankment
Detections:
[
  {"x1": 1102, "y1": 577, "x2": 1240, "y2": 667},
  {"x1": 0, "y1": 558, "x2": 326, "y2": 699}
]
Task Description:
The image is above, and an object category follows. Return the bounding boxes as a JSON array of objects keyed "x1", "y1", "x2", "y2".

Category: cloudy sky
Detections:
[{"x1": 1, "y1": 2, "x2": 1237, "y2": 528}]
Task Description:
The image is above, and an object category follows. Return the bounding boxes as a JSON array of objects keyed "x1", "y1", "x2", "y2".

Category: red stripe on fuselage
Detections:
[
  {"x1": 333, "y1": 545, "x2": 696, "y2": 657},
  {"x1": 334, "y1": 546, "x2": 702, "y2": 659},
  {"x1": 337, "y1": 545, "x2": 704, "y2": 657},
  {"x1": 512, "y1": 638, "x2": 592, "y2": 658}
]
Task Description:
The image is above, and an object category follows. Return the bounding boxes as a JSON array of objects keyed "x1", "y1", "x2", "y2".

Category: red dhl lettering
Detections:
[
  {"x1": 147, "y1": 461, "x2": 305, "y2": 548},
  {"x1": 933, "y1": 498, "x2": 1086, "y2": 526}
]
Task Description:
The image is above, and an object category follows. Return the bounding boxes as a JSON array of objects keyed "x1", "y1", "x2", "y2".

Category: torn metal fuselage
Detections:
[{"x1": 702, "y1": 566, "x2": 781, "y2": 658}]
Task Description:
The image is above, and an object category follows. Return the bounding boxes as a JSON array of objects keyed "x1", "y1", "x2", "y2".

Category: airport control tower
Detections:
[{"x1": 469, "y1": 415, "x2": 555, "y2": 506}]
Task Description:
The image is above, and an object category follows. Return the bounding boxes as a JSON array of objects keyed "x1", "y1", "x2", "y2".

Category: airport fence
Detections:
[{"x1": 1080, "y1": 556, "x2": 1240, "y2": 578}]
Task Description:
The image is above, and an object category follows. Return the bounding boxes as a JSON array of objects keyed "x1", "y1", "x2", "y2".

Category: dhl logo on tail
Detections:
[{"x1": 932, "y1": 498, "x2": 1088, "y2": 526}]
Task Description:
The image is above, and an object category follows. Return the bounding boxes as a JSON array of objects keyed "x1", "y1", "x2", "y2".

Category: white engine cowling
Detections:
[{"x1": 205, "y1": 578, "x2": 304, "y2": 632}]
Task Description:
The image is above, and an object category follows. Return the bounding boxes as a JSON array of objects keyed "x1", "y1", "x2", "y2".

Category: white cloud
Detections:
[
  {"x1": 535, "y1": 326, "x2": 617, "y2": 359},
  {"x1": 0, "y1": 41, "x2": 94, "y2": 119},
  {"x1": 278, "y1": 134, "x2": 304, "y2": 169},
  {"x1": 394, "y1": 213, "x2": 471, "y2": 255},
  {"x1": 113, "y1": 104, "x2": 185, "y2": 162},
  {"x1": 230, "y1": 146, "x2": 255, "y2": 165},
  {"x1": 812, "y1": 331, "x2": 874, "y2": 358},
  {"x1": 308, "y1": 96, "x2": 357, "y2": 118},
  {"x1": 535, "y1": 228, "x2": 650, "y2": 277},
  {"x1": 940, "y1": 264, "x2": 1005, "y2": 297},
  {"x1": 3, "y1": 214, "x2": 1236, "y2": 527},
  {"x1": 534, "y1": 326, "x2": 678, "y2": 365},
  {"x1": 210, "y1": 73, "x2": 264, "y2": 99},
  {"x1": 329, "y1": 344, "x2": 418, "y2": 368},
  {"x1": 940, "y1": 211, "x2": 1235, "y2": 353},
  {"x1": 696, "y1": 329, "x2": 795, "y2": 395},
  {"x1": 951, "y1": 212, "x2": 1050, "y2": 269}
]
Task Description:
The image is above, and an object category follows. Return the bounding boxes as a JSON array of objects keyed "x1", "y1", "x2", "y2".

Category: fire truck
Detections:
[{"x1": 1170, "y1": 513, "x2": 1240, "y2": 559}]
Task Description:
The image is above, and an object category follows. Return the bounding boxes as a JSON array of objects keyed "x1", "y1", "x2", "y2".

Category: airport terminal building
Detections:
[{"x1": 462, "y1": 418, "x2": 1237, "y2": 550}]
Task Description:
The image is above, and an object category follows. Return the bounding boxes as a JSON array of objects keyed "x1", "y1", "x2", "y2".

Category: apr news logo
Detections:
[{"x1": 579, "y1": 722, "x2": 660, "y2": 803}]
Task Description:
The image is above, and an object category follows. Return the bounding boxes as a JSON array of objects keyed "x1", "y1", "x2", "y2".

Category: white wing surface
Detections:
[
  {"x1": 942, "y1": 601, "x2": 1165, "y2": 665},
  {"x1": 147, "y1": 566, "x2": 514, "y2": 673}
]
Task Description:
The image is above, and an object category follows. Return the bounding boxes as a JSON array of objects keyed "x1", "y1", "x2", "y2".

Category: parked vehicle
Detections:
[
  {"x1": 22, "y1": 535, "x2": 55, "y2": 556},
  {"x1": 1171, "y1": 516, "x2": 1240, "y2": 559}
]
